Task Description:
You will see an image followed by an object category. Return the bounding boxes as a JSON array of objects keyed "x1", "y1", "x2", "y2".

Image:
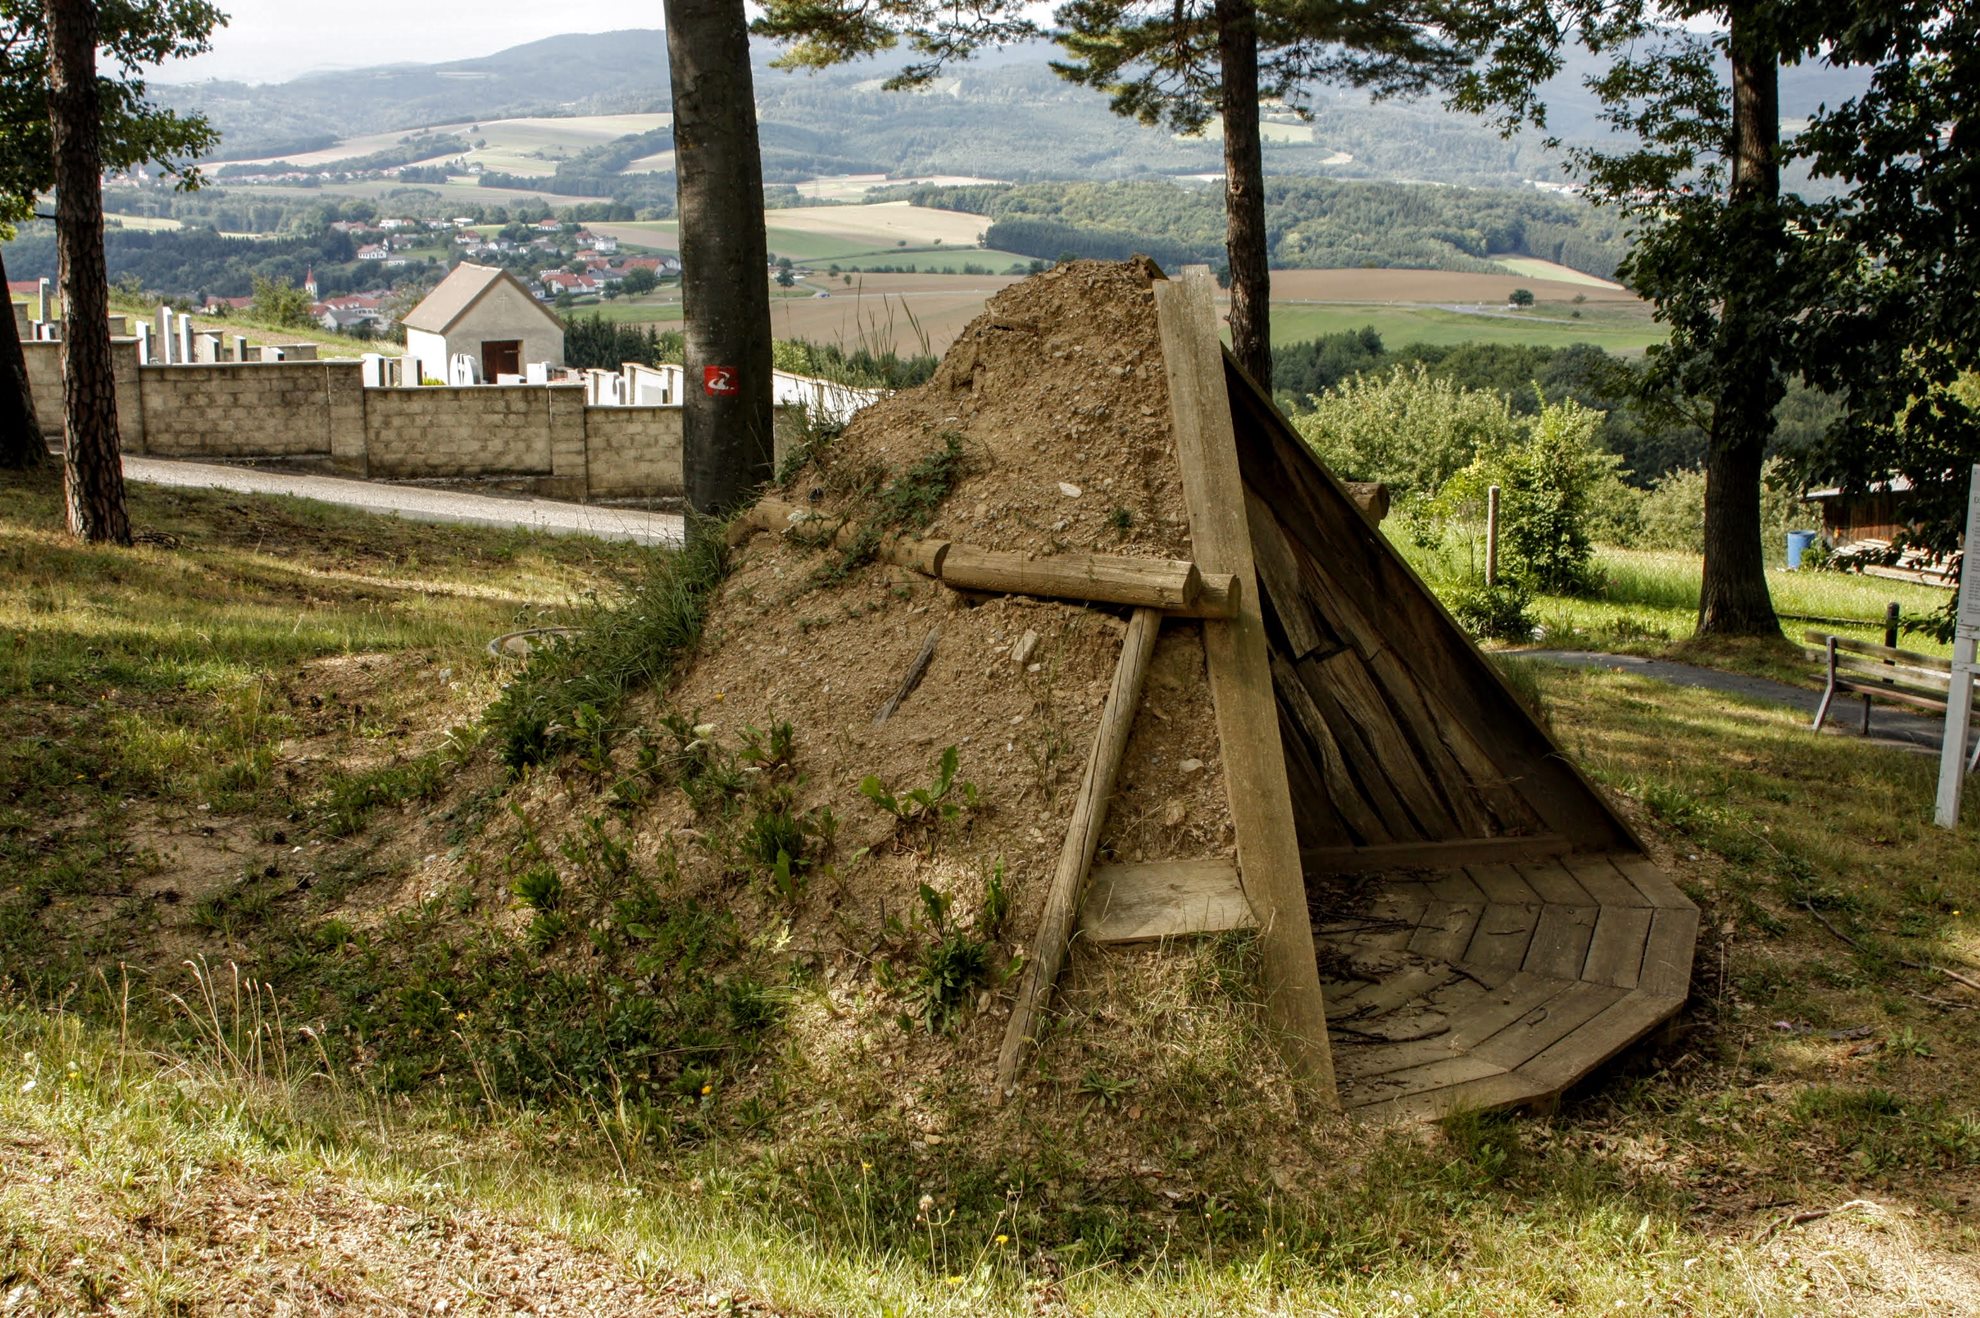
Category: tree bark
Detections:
[
  {"x1": 1696, "y1": 4, "x2": 1780, "y2": 636},
  {"x1": 0, "y1": 245, "x2": 46, "y2": 470},
  {"x1": 44, "y1": 0, "x2": 130, "y2": 544},
  {"x1": 665, "y1": 0, "x2": 775, "y2": 519},
  {"x1": 1215, "y1": 0, "x2": 1272, "y2": 392}
]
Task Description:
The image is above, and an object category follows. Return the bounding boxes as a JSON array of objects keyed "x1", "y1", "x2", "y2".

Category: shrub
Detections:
[
  {"x1": 1433, "y1": 397, "x2": 1621, "y2": 595},
  {"x1": 1445, "y1": 578, "x2": 1537, "y2": 641},
  {"x1": 1293, "y1": 364, "x2": 1524, "y2": 497}
]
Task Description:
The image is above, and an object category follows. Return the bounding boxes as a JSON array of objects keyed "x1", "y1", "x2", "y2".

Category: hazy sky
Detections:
[{"x1": 157, "y1": 0, "x2": 662, "y2": 84}]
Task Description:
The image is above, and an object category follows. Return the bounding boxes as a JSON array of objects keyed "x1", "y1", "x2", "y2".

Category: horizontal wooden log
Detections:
[
  {"x1": 1300, "y1": 834, "x2": 1572, "y2": 875},
  {"x1": 736, "y1": 496, "x2": 1235, "y2": 615},
  {"x1": 1344, "y1": 481, "x2": 1391, "y2": 525},
  {"x1": 941, "y1": 545, "x2": 1201, "y2": 610}
]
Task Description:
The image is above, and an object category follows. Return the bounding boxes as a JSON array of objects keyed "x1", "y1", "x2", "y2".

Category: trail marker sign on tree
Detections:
[{"x1": 1933, "y1": 464, "x2": 1980, "y2": 829}]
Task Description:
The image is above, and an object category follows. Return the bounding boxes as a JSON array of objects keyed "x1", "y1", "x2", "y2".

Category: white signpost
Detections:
[{"x1": 1933, "y1": 464, "x2": 1980, "y2": 828}]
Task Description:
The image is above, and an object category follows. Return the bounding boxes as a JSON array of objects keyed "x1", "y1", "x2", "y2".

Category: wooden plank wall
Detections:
[{"x1": 1223, "y1": 359, "x2": 1640, "y2": 858}]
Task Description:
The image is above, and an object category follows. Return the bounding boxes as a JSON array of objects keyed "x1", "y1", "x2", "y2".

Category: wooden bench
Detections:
[{"x1": 1806, "y1": 631, "x2": 1980, "y2": 770}]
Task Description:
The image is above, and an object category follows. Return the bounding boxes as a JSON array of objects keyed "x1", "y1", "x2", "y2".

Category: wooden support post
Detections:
[
  {"x1": 1154, "y1": 266, "x2": 1338, "y2": 1103},
  {"x1": 996, "y1": 606, "x2": 1162, "y2": 1093}
]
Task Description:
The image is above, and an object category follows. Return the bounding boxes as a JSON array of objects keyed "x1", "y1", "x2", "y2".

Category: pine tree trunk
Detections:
[
  {"x1": 0, "y1": 245, "x2": 46, "y2": 470},
  {"x1": 44, "y1": 0, "x2": 130, "y2": 544},
  {"x1": 1215, "y1": 0, "x2": 1272, "y2": 392},
  {"x1": 1697, "y1": 5, "x2": 1781, "y2": 636},
  {"x1": 665, "y1": 0, "x2": 774, "y2": 519}
]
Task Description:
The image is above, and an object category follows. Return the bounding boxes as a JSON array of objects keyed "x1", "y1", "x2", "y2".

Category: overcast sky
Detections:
[{"x1": 157, "y1": 1, "x2": 662, "y2": 84}]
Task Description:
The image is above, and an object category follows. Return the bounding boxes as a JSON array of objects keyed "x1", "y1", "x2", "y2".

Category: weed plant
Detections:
[{"x1": 486, "y1": 526, "x2": 728, "y2": 773}]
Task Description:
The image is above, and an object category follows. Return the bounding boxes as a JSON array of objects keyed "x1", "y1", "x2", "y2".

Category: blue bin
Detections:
[{"x1": 1786, "y1": 529, "x2": 1819, "y2": 569}]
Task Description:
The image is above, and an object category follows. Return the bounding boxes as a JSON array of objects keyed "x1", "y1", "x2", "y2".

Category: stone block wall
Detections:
[
  {"x1": 22, "y1": 338, "x2": 146, "y2": 450},
  {"x1": 583, "y1": 406, "x2": 684, "y2": 498},
  {"x1": 137, "y1": 361, "x2": 362, "y2": 459},
  {"x1": 363, "y1": 384, "x2": 579, "y2": 480},
  {"x1": 15, "y1": 348, "x2": 820, "y2": 501}
]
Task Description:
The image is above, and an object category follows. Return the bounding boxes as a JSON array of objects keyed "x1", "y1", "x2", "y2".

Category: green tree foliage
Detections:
[
  {"x1": 563, "y1": 315, "x2": 683, "y2": 371},
  {"x1": 1, "y1": 0, "x2": 223, "y2": 469},
  {"x1": 1507, "y1": 287, "x2": 1534, "y2": 308},
  {"x1": 1451, "y1": 1, "x2": 1980, "y2": 636},
  {"x1": 249, "y1": 274, "x2": 316, "y2": 329},
  {"x1": 905, "y1": 177, "x2": 1632, "y2": 279},
  {"x1": 1785, "y1": 5, "x2": 1980, "y2": 635},
  {"x1": 1292, "y1": 363, "x2": 1524, "y2": 499},
  {"x1": 1434, "y1": 399, "x2": 1623, "y2": 595},
  {"x1": 0, "y1": 0, "x2": 224, "y2": 228}
]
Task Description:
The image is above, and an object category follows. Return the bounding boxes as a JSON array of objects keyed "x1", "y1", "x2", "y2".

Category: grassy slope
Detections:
[{"x1": 3, "y1": 475, "x2": 1979, "y2": 1314}]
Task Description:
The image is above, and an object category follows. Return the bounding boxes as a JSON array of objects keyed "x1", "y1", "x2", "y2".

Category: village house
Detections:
[
  {"x1": 400, "y1": 262, "x2": 564, "y2": 383},
  {"x1": 356, "y1": 243, "x2": 390, "y2": 261},
  {"x1": 539, "y1": 271, "x2": 600, "y2": 298}
]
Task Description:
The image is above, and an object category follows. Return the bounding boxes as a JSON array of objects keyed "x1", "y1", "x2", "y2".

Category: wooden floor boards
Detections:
[{"x1": 1320, "y1": 852, "x2": 1696, "y2": 1120}]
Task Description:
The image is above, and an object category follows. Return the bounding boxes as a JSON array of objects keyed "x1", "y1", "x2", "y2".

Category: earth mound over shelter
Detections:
[{"x1": 590, "y1": 260, "x2": 1696, "y2": 1119}]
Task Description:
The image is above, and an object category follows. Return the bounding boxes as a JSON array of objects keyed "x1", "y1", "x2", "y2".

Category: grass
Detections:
[
  {"x1": 1400, "y1": 533, "x2": 1956, "y2": 681},
  {"x1": 0, "y1": 467, "x2": 647, "y2": 983},
  {"x1": 110, "y1": 293, "x2": 400, "y2": 361},
  {"x1": 6, "y1": 467, "x2": 1980, "y2": 1313},
  {"x1": 1268, "y1": 300, "x2": 1666, "y2": 353}
]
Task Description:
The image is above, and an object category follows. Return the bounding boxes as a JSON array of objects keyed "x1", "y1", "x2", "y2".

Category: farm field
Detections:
[
  {"x1": 790, "y1": 172, "x2": 1004, "y2": 201},
  {"x1": 224, "y1": 177, "x2": 582, "y2": 210},
  {"x1": 102, "y1": 213, "x2": 183, "y2": 233},
  {"x1": 588, "y1": 203, "x2": 1007, "y2": 264},
  {"x1": 1269, "y1": 266, "x2": 1635, "y2": 303},
  {"x1": 573, "y1": 264, "x2": 1663, "y2": 357},
  {"x1": 1492, "y1": 256, "x2": 1625, "y2": 288},
  {"x1": 1268, "y1": 299, "x2": 1664, "y2": 353},
  {"x1": 220, "y1": 114, "x2": 674, "y2": 176}
]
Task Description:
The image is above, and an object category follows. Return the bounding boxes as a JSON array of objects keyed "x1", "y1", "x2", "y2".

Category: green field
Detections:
[
  {"x1": 589, "y1": 206, "x2": 1029, "y2": 273},
  {"x1": 225, "y1": 178, "x2": 582, "y2": 211},
  {"x1": 1268, "y1": 300, "x2": 1667, "y2": 352}
]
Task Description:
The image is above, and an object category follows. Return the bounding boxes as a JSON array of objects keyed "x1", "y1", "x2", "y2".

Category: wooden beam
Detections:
[
  {"x1": 995, "y1": 606, "x2": 1163, "y2": 1093},
  {"x1": 733, "y1": 496, "x2": 1234, "y2": 615},
  {"x1": 940, "y1": 545, "x2": 1202, "y2": 612},
  {"x1": 1155, "y1": 265, "x2": 1338, "y2": 1102},
  {"x1": 1300, "y1": 834, "x2": 1572, "y2": 875},
  {"x1": 1080, "y1": 858, "x2": 1256, "y2": 944}
]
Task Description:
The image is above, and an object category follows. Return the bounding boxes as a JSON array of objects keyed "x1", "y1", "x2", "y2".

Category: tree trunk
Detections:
[
  {"x1": 44, "y1": 0, "x2": 130, "y2": 544},
  {"x1": 665, "y1": 0, "x2": 774, "y2": 519},
  {"x1": 1696, "y1": 5, "x2": 1780, "y2": 636},
  {"x1": 1215, "y1": 0, "x2": 1272, "y2": 392},
  {"x1": 0, "y1": 245, "x2": 46, "y2": 470}
]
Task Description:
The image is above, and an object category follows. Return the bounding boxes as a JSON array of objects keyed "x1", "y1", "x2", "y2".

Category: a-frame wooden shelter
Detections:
[{"x1": 1030, "y1": 268, "x2": 1693, "y2": 1120}]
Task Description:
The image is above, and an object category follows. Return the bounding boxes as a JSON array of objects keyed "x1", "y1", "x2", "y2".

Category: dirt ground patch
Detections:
[{"x1": 0, "y1": 1128, "x2": 779, "y2": 1316}]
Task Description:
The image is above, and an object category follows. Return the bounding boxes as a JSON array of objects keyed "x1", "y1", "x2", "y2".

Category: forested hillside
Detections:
[
  {"x1": 900, "y1": 179, "x2": 1632, "y2": 278},
  {"x1": 162, "y1": 32, "x2": 1869, "y2": 190}
]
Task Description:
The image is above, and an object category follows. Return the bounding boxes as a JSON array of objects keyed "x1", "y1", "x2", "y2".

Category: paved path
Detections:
[
  {"x1": 1514, "y1": 648, "x2": 1956, "y2": 753},
  {"x1": 123, "y1": 457, "x2": 685, "y2": 547}
]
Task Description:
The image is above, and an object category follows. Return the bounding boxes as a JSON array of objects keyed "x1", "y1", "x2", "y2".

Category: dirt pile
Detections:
[{"x1": 494, "y1": 260, "x2": 1241, "y2": 1079}]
